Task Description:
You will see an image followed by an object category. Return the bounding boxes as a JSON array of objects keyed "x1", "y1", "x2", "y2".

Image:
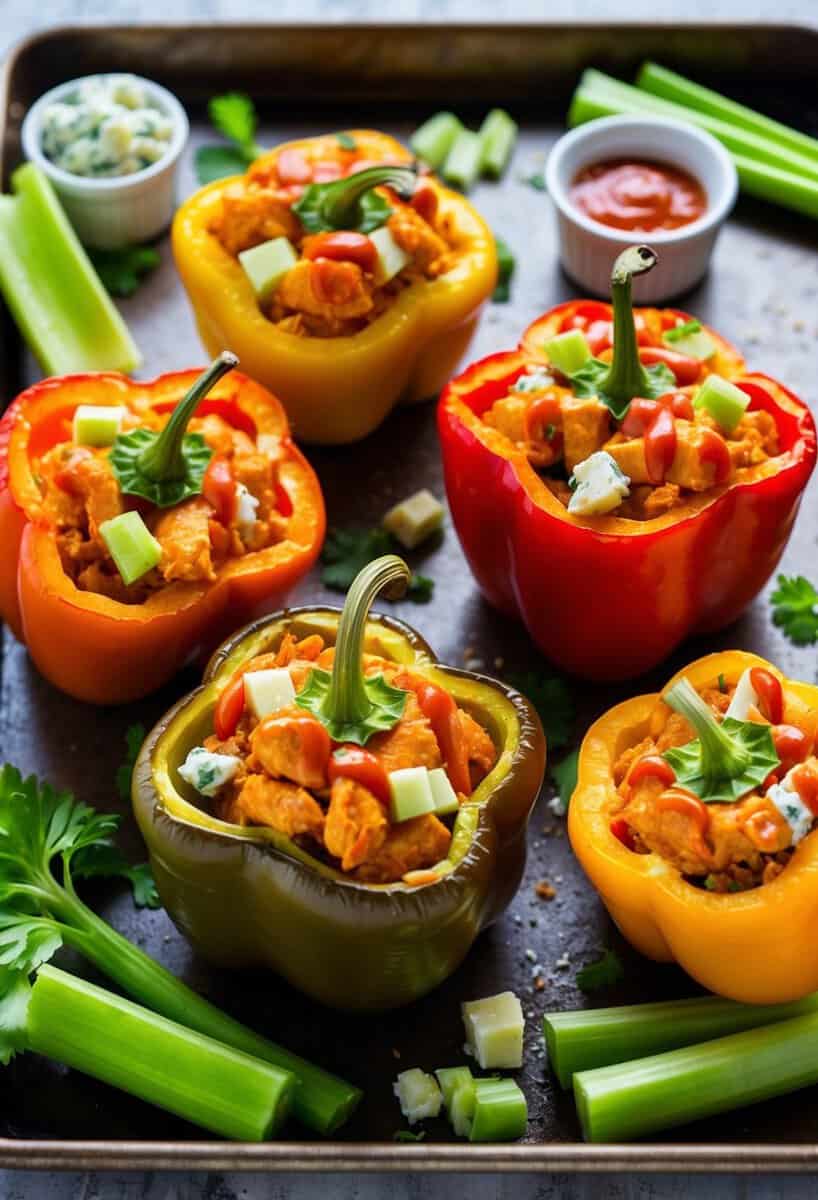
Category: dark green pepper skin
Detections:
[{"x1": 133, "y1": 606, "x2": 545, "y2": 1011}]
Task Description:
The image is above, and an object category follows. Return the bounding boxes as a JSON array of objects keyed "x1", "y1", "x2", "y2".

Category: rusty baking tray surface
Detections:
[{"x1": 1, "y1": 21, "x2": 818, "y2": 1172}]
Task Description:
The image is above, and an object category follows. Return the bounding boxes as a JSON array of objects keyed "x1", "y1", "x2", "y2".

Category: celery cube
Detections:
[
  {"x1": 462, "y1": 991, "x2": 524, "y2": 1069},
  {"x1": 393, "y1": 1068, "x2": 442, "y2": 1123},
  {"x1": 99, "y1": 510, "x2": 161, "y2": 586},
  {"x1": 544, "y1": 329, "x2": 592, "y2": 376},
  {"x1": 238, "y1": 237, "x2": 298, "y2": 302},
  {"x1": 428, "y1": 767, "x2": 460, "y2": 815},
  {"x1": 382, "y1": 488, "x2": 444, "y2": 549},
  {"x1": 694, "y1": 373, "x2": 750, "y2": 434},
  {"x1": 435, "y1": 1066, "x2": 476, "y2": 1137},
  {"x1": 370, "y1": 226, "x2": 411, "y2": 286},
  {"x1": 389, "y1": 767, "x2": 435, "y2": 822},
  {"x1": 663, "y1": 328, "x2": 717, "y2": 361},
  {"x1": 243, "y1": 668, "x2": 296, "y2": 720},
  {"x1": 469, "y1": 1077, "x2": 527, "y2": 1142},
  {"x1": 411, "y1": 112, "x2": 464, "y2": 169},
  {"x1": 72, "y1": 404, "x2": 125, "y2": 447}
]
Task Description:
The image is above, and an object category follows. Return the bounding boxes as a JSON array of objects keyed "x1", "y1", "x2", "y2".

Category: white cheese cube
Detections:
[
  {"x1": 725, "y1": 668, "x2": 758, "y2": 722},
  {"x1": 462, "y1": 991, "x2": 524, "y2": 1069},
  {"x1": 243, "y1": 668, "x2": 296, "y2": 720},
  {"x1": 235, "y1": 483, "x2": 260, "y2": 542},
  {"x1": 178, "y1": 746, "x2": 241, "y2": 798},
  {"x1": 383, "y1": 489, "x2": 444, "y2": 549},
  {"x1": 370, "y1": 226, "x2": 411, "y2": 284},
  {"x1": 567, "y1": 450, "x2": 630, "y2": 517},
  {"x1": 512, "y1": 369, "x2": 554, "y2": 394}
]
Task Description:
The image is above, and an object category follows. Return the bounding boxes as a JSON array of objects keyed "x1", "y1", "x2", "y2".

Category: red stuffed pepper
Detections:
[{"x1": 439, "y1": 245, "x2": 816, "y2": 680}]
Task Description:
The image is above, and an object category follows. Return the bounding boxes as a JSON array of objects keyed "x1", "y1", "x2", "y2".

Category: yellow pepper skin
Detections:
[
  {"x1": 569, "y1": 651, "x2": 818, "y2": 1005},
  {"x1": 172, "y1": 131, "x2": 498, "y2": 444}
]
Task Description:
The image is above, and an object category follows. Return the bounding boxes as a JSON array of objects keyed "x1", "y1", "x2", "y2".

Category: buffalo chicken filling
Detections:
[
  {"x1": 212, "y1": 137, "x2": 459, "y2": 338},
  {"x1": 34, "y1": 408, "x2": 289, "y2": 604},
  {"x1": 612, "y1": 675, "x2": 818, "y2": 892},
  {"x1": 179, "y1": 632, "x2": 498, "y2": 885}
]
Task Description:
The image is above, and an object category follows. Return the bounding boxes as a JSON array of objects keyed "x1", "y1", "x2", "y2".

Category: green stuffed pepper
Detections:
[{"x1": 134, "y1": 556, "x2": 545, "y2": 1011}]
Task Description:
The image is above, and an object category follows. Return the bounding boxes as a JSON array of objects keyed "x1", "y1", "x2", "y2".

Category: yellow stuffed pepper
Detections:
[
  {"x1": 569, "y1": 651, "x2": 818, "y2": 1004},
  {"x1": 173, "y1": 130, "x2": 497, "y2": 444}
]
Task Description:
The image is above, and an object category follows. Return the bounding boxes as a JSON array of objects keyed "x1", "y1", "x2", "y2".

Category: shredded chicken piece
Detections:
[
  {"x1": 153, "y1": 497, "x2": 215, "y2": 584},
  {"x1": 367, "y1": 692, "x2": 442, "y2": 773},
  {"x1": 249, "y1": 707, "x2": 329, "y2": 790},
  {"x1": 459, "y1": 709, "x2": 498, "y2": 778},
  {"x1": 324, "y1": 777, "x2": 388, "y2": 871},
  {"x1": 276, "y1": 259, "x2": 374, "y2": 322},
  {"x1": 355, "y1": 813, "x2": 452, "y2": 883},
  {"x1": 222, "y1": 773, "x2": 325, "y2": 841},
  {"x1": 387, "y1": 205, "x2": 449, "y2": 274},
  {"x1": 214, "y1": 183, "x2": 300, "y2": 256}
]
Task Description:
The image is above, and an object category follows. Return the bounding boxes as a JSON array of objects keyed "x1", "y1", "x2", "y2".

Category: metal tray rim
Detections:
[{"x1": 2, "y1": 18, "x2": 818, "y2": 1174}]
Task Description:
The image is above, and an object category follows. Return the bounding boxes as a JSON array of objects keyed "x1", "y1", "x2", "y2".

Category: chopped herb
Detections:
[
  {"x1": 549, "y1": 749, "x2": 579, "y2": 815},
  {"x1": 770, "y1": 574, "x2": 818, "y2": 645},
  {"x1": 195, "y1": 92, "x2": 264, "y2": 184},
  {"x1": 336, "y1": 132, "x2": 357, "y2": 151},
  {"x1": 576, "y1": 948, "x2": 625, "y2": 993},
  {"x1": 393, "y1": 1129, "x2": 427, "y2": 1142},
  {"x1": 509, "y1": 670, "x2": 574, "y2": 751},
  {"x1": 116, "y1": 723, "x2": 146, "y2": 802},
  {"x1": 521, "y1": 169, "x2": 547, "y2": 191},
  {"x1": 704, "y1": 874, "x2": 718, "y2": 891},
  {"x1": 664, "y1": 318, "x2": 702, "y2": 343},
  {"x1": 72, "y1": 844, "x2": 160, "y2": 909},
  {"x1": 718, "y1": 673, "x2": 727, "y2": 694},
  {"x1": 89, "y1": 246, "x2": 160, "y2": 298},
  {"x1": 321, "y1": 527, "x2": 434, "y2": 602},
  {"x1": 492, "y1": 235, "x2": 515, "y2": 303}
]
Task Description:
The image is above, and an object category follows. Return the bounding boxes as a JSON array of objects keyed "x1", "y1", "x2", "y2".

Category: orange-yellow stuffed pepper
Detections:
[
  {"x1": 173, "y1": 130, "x2": 497, "y2": 444},
  {"x1": 570, "y1": 651, "x2": 818, "y2": 1004}
]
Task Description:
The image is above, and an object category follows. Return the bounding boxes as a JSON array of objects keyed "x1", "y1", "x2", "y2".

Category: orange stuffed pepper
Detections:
[{"x1": 0, "y1": 354, "x2": 324, "y2": 704}]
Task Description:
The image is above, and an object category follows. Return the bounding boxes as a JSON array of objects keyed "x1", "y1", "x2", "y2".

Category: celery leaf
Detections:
[{"x1": 771, "y1": 574, "x2": 818, "y2": 646}]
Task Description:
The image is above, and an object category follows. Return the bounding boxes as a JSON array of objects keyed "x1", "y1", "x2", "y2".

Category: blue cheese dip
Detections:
[{"x1": 40, "y1": 75, "x2": 175, "y2": 178}]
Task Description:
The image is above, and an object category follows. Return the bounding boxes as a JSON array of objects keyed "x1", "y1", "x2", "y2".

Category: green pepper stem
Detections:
[
  {"x1": 138, "y1": 351, "x2": 238, "y2": 483},
  {"x1": 313, "y1": 165, "x2": 418, "y2": 229},
  {"x1": 664, "y1": 678, "x2": 751, "y2": 781},
  {"x1": 600, "y1": 245, "x2": 657, "y2": 409},
  {"x1": 321, "y1": 555, "x2": 410, "y2": 730}
]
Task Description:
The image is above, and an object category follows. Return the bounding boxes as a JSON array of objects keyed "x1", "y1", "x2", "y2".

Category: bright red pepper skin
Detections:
[{"x1": 438, "y1": 302, "x2": 816, "y2": 681}]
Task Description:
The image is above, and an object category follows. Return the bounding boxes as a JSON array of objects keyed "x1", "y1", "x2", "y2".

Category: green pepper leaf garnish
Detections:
[
  {"x1": 662, "y1": 678, "x2": 780, "y2": 804},
  {"x1": 561, "y1": 245, "x2": 675, "y2": 420},
  {"x1": 110, "y1": 352, "x2": 237, "y2": 508},
  {"x1": 293, "y1": 164, "x2": 418, "y2": 235},
  {"x1": 297, "y1": 555, "x2": 410, "y2": 745}
]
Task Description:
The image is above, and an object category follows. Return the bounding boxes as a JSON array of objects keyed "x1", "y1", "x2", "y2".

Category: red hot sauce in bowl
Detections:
[{"x1": 569, "y1": 159, "x2": 707, "y2": 233}]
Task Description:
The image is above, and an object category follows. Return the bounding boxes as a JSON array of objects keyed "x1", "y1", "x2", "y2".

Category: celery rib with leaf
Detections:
[{"x1": 0, "y1": 764, "x2": 361, "y2": 1135}]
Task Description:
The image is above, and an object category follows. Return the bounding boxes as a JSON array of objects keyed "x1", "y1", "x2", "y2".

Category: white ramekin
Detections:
[
  {"x1": 545, "y1": 115, "x2": 738, "y2": 303},
  {"x1": 21, "y1": 74, "x2": 189, "y2": 250}
]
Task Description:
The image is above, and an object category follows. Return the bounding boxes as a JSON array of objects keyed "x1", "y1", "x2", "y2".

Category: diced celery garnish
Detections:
[
  {"x1": 428, "y1": 767, "x2": 460, "y2": 815},
  {"x1": 694, "y1": 373, "x2": 750, "y2": 433},
  {"x1": 410, "y1": 112, "x2": 464, "y2": 169},
  {"x1": 369, "y1": 226, "x2": 412, "y2": 286},
  {"x1": 393, "y1": 1068, "x2": 443, "y2": 1123},
  {"x1": 73, "y1": 404, "x2": 126, "y2": 447},
  {"x1": 469, "y1": 1077, "x2": 528, "y2": 1142},
  {"x1": 382, "y1": 488, "x2": 444, "y2": 549},
  {"x1": 99, "y1": 510, "x2": 161, "y2": 586},
  {"x1": 435, "y1": 1066, "x2": 476, "y2": 1137},
  {"x1": 0, "y1": 164, "x2": 140, "y2": 374},
  {"x1": 662, "y1": 328, "x2": 717, "y2": 360},
  {"x1": 243, "y1": 668, "x2": 296, "y2": 720},
  {"x1": 238, "y1": 237, "x2": 298, "y2": 301},
  {"x1": 389, "y1": 767, "x2": 436, "y2": 822},
  {"x1": 543, "y1": 329, "x2": 592, "y2": 376},
  {"x1": 462, "y1": 992, "x2": 525, "y2": 1069}
]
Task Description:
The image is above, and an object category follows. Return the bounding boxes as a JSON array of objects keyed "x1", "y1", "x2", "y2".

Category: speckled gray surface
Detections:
[{"x1": 3, "y1": 2, "x2": 818, "y2": 1196}]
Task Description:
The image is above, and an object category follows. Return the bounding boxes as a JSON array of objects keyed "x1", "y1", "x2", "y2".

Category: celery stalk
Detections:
[
  {"x1": 574, "y1": 1012, "x2": 818, "y2": 1143},
  {"x1": 571, "y1": 70, "x2": 818, "y2": 185},
  {"x1": 0, "y1": 164, "x2": 140, "y2": 375},
  {"x1": 637, "y1": 62, "x2": 818, "y2": 166},
  {"x1": 569, "y1": 83, "x2": 818, "y2": 221},
  {"x1": 544, "y1": 992, "x2": 818, "y2": 1089},
  {"x1": 478, "y1": 109, "x2": 519, "y2": 179},
  {"x1": 27, "y1": 965, "x2": 292, "y2": 1141},
  {"x1": 442, "y1": 131, "x2": 483, "y2": 192}
]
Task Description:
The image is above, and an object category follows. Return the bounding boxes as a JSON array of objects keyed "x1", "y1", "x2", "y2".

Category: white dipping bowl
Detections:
[
  {"x1": 21, "y1": 74, "x2": 189, "y2": 250},
  {"x1": 545, "y1": 115, "x2": 738, "y2": 303}
]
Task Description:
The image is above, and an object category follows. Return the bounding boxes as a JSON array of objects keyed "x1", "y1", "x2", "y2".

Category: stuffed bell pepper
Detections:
[
  {"x1": 570, "y1": 650, "x2": 818, "y2": 1004},
  {"x1": 173, "y1": 130, "x2": 497, "y2": 444},
  {"x1": 439, "y1": 244, "x2": 816, "y2": 680},
  {"x1": 133, "y1": 556, "x2": 545, "y2": 1011},
  {"x1": 0, "y1": 354, "x2": 324, "y2": 704}
]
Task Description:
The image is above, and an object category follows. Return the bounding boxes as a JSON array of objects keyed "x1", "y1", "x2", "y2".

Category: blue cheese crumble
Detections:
[
  {"x1": 40, "y1": 75, "x2": 174, "y2": 177},
  {"x1": 568, "y1": 450, "x2": 630, "y2": 516},
  {"x1": 512, "y1": 368, "x2": 554, "y2": 394},
  {"x1": 178, "y1": 746, "x2": 241, "y2": 798},
  {"x1": 767, "y1": 768, "x2": 815, "y2": 846}
]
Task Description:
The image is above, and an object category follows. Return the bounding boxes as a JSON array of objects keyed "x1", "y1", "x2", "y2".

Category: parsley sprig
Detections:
[
  {"x1": 89, "y1": 246, "x2": 160, "y2": 298},
  {"x1": 321, "y1": 527, "x2": 434, "y2": 602},
  {"x1": 508, "y1": 669, "x2": 575, "y2": 751},
  {"x1": 195, "y1": 92, "x2": 265, "y2": 184},
  {"x1": 576, "y1": 948, "x2": 625, "y2": 993},
  {"x1": 770, "y1": 574, "x2": 818, "y2": 645}
]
